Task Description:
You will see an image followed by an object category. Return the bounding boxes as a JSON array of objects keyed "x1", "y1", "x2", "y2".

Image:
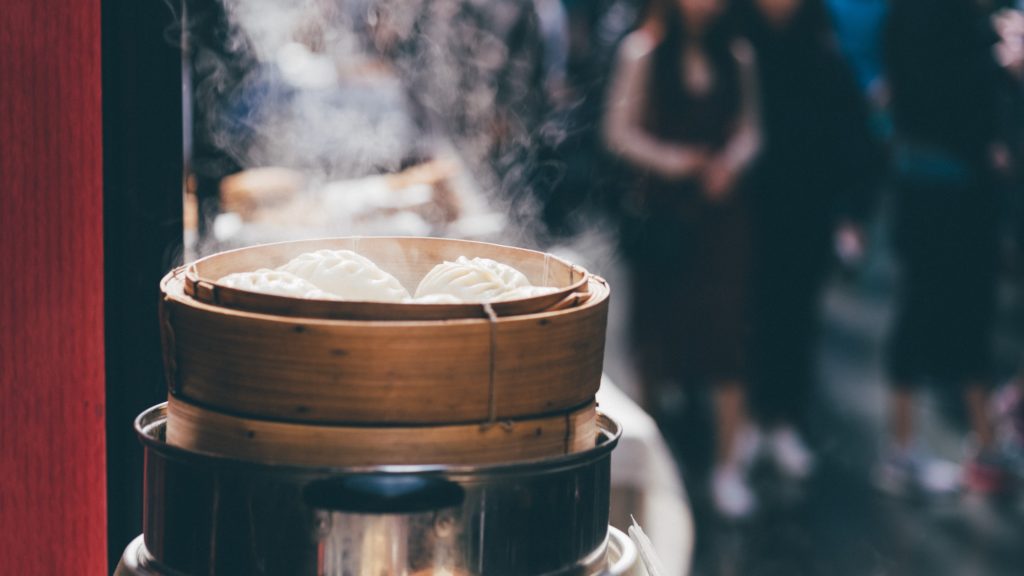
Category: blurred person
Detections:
[
  {"x1": 880, "y1": 0, "x2": 1013, "y2": 495},
  {"x1": 603, "y1": 0, "x2": 762, "y2": 518},
  {"x1": 737, "y1": 0, "x2": 882, "y2": 480}
]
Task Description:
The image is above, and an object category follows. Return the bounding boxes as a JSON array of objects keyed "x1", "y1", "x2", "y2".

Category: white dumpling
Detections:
[
  {"x1": 278, "y1": 249, "x2": 410, "y2": 302},
  {"x1": 461, "y1": 257, "x2": 530, "y2": 290},
  {"x1": 495, "y1": 285, "x2": 560, "y2": 301},
  {"x1": 415, "y1": 256, "x2": 531, "y2": 302},
  {"x1": 305, "y1": 289, "x2": 338, "y2": 300},
  {"x1": 415, "y1": 261, "x2": 506, "y2": 301},
  {"x1": 217, "y1": 269, "x2": 335, "y2": 299},
  {"x1": 411, "y1": 293, "x2": 465, "y2": 304}
]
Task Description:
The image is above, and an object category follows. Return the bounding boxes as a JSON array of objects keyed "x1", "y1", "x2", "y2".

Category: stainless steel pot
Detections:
[
  {"x1": 115, "y1": 527, "x2": 641, "y2": 576},
  {"x1": 134, "y1": 403, "x2": 622, "y2": 576}
]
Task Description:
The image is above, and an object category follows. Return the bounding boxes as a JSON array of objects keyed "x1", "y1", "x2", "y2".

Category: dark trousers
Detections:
[
  {"x1": 887, "y1": 180, "x2": 998, "y2": 387},
  {"x1": 749, "y1": 205, "x2": 831, "y2": 429}
]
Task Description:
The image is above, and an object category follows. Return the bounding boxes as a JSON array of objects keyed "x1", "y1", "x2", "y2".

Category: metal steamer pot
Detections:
[
  {"x1": 132, "y1": 403, "x2": 624, "y2": 576},
  {"x1": 116, "y1": 529, "x2": 640, "y2": 576}
]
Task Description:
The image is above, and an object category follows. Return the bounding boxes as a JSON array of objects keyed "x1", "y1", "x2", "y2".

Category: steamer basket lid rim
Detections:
[{"x1": 188, "y1": 235, "x2": 579, "y2": 269}]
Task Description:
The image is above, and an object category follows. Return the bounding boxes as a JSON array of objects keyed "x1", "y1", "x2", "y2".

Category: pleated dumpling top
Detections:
[
  {"x1": 217, "y1": 269, "x2": 336, "y2": 299},
  {"x1": 415, "y1": 256, "x2": 534, "y2": 302},
  {"x1": 277, "y1": 249, "x2": 410, "y2": 302}
]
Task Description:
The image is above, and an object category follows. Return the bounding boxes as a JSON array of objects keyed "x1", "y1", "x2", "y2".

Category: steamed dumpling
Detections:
[
  {"x1": 217, "y1": 269, "x2": 335, "y2": 299},
  {"x1": 464, "y1": 257, "x2": 530, "y2": 290},
  {"x1": 411, "y1": 293, "x2": 465, "y2": 304},
  {"x1": 278, "y1": 249, "x2": 410, "y2": 302},
  {"x1": 495, "y1": 285, "x2": 560, "y2": 301},
  {"x1": 415, "y1": 256, "x2": 532, "y2": 302}
]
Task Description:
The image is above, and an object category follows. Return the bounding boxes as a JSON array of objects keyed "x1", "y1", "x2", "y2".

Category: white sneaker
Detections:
[
  {"x1": 767, "y1": 426, "x2": 815, "y2": 480},
  {"x1": 872, "y1": 445, "x2": 959, "y2": 497},
  {"x1": 711, "y1": 465, "x2": 757, "y2": 519}
]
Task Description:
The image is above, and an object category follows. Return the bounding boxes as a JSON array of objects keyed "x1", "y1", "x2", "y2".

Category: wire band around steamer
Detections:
[{"x1": 483, "y1": 302, "x2": 499, "y2": 427}]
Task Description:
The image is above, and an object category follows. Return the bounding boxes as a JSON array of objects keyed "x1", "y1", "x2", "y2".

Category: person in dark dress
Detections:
[
  {"x1": 738, "y1": 0, "x2": 882, "y2": 480},
  {"x1": 881, "y1": 0, "x2": 1012, "y2": 494},
  {"x1": 604, "y1": 0, "x2": 763, "y2": 518}
]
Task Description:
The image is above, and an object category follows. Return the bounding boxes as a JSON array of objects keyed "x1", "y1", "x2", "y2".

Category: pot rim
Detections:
[{"x1": 135, "y1": 402, "x2": 621, "y2": 477}]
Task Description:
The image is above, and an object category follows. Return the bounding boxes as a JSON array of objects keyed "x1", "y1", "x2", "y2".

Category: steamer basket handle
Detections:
[{"x1": 302, "y1": 474, "x2": 465, "y2": 514}]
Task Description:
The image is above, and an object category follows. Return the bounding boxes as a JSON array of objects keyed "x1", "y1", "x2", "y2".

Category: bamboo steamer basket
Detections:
[
  {"x1": 160, "y1": 238, "x2": 609, "y2": 425},
  {"x1": 183, "y1": 236, "x2": 589, "y2": 320},
  {"x1": 165, "y1": 395, "x2": 598, "y2": 467}
]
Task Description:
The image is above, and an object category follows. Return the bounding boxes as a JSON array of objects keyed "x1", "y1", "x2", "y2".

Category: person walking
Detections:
[
  {"x1": 604, "y1": 0, "x2": 763, "y2": 517},
  {"x1": 880, "y1": 0, "x2": 1013, "y2": 494},
  {"x1": 738, "y1": 0, "x2": 882, "y2": 480}
]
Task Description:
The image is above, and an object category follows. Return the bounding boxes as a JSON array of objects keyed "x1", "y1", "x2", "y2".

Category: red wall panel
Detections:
[{"x1": 0, "y1": 1, "x2": 106, "y2": 573}]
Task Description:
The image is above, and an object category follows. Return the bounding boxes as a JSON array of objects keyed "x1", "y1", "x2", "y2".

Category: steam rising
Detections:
[
  {"x1": 190, "y1": 0, "x2": 411, "y2": 180},
  {"x1": 187, "y1": 0, "x2": 558, "y2": 245}
]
